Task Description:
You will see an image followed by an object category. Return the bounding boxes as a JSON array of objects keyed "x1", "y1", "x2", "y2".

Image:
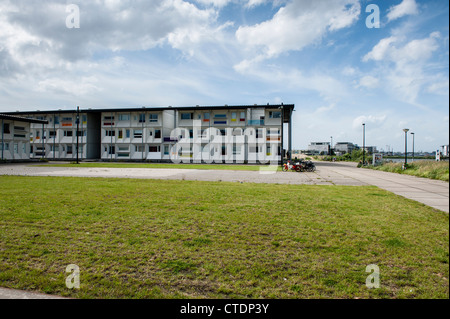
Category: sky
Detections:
[{"x1": 0, "y1": 0, "x2": 448, "y2": 152}]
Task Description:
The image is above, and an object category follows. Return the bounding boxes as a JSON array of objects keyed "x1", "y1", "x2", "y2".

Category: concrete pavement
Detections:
[{"x1": 0, "y1": 287, "x2": 66, "y2": 299}]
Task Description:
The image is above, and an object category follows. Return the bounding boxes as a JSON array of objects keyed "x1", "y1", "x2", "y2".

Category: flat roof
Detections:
[
  {"x1": 5, "y1": 104, "x2": 295, "y2": 123},
  {"x1": 0, "y1": 114, "x2": 49, "y2": 125}
]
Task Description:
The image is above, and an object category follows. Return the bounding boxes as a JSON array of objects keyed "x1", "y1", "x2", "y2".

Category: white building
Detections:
[
  {"x1": 1, "y1": 114, "x2": 48, "y2": 161},
  {"x1": 308, "y1": 142, "x2": 330, "y2": 155},
  {"x1": 8, "y1": 104, "x2": 295, "y2": 164}
]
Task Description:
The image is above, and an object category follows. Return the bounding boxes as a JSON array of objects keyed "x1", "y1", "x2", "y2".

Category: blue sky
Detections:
[{"x1": 0, "y1": 0, "x2": 448, "y2": 152}]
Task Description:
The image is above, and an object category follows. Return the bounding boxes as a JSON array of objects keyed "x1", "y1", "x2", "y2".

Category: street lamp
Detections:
[
  {"x1": 76, "y1": 106, "x2": 80, "y2": 164},
  {"x1": 362, "y1": 123, "x2": 366, "y2": 165},
  {"x1": 403, "y1": 129, "x2": 409, "y2": 167},
  {"x1": 411, "y1": 132, "x2": 415, "y2": 162},
  {"x1": 330, "y1": 136, "x2": 333, "y2": 155}
]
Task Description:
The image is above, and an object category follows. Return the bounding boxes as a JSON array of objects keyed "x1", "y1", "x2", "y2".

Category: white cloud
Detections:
[
  {"x1": 362, "y1": 36, "x2": 398, "y2": 62},
  {"x1": 387, "y1": 0, "x2": 419, "y2": 22},
  {"x1": 358, "y1": 76, "x2": 379, "y2": 89},
  {"x1": 235, "y1": 0, "x2": 361, "y2": 61},
  {"x1": 362, "y1": 32, "x2": 442, "y2": 104},
  {"x1": 352, "y1": 115, "x2": 387, "y2": 129}
]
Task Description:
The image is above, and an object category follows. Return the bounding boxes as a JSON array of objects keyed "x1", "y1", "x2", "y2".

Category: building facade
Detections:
[
  {"x1": 308, "y1": 142, "x2": 331, "y2": 155},
  {"x1": 1, "y1": 114, "x2": 48, "y2": 161},
  {"x1": 6, "y1": 104, "x2": 294, "y2": 164},
  {"x1": 334, "y1": 142, "x2": 359, "y2": 154}
]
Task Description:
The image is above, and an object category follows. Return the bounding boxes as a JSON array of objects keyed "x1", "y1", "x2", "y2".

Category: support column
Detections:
[
  {"x1": 1, "y1": 119, "x2": 4, "y2": 161},
  {"x1": 288, "y1": 108, "x2": 292, "y2": 162},
  {"x1": 280, "y1": 106, "x2": 284, "y2": 167}
]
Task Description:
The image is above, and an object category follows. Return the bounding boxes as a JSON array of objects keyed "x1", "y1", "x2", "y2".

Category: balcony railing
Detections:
[{"x1": 248, "y1": 120, "x2": 265, "y2": 126}]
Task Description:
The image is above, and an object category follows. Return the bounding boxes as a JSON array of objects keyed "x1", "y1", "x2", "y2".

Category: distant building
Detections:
[
  {"x1": 308, "y1": 142, "x2": 330, "y2": 155},
  {"x1": 334, "y1": 142, "x2": 358, "y2": 154},
  {"x1": 362, "y1": 146, "x2": 378, "y2": 154},
  {"x1": 441, "y1": 145, "x2": 449, "y2": 157}
]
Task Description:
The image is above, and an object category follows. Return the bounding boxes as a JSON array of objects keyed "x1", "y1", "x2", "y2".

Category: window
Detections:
[
  {"x1": 256, "y1": 128, "x2": 264, "y2": 139},
  {"x1": 117, "y1": 153, "x2": 129, "y2": 158},
  {"x1": 220, "y1": 129, "x2": 226, "y2": 136},
  {"x1": 204, "y1": 113, "x2": 210, "y2": 121},
  {"x1": 14, "y1": 126, "x2": 25, "y2": 131},
  {"x1": 3, "y1": 123, "x2": 10, "y2": 134},
  {"x1": 119, "y1": 114, "x2": 130, "y2": 121},
  {"x1": 54, "y1": 116, "x2": 60, "y2": 125},
  {"x1": 181, "y1": 113, "x2": 193, "y2": 120},
  {"x1": 164, "y1": 145, "x2": 170, "y2": 155},
  {"x1": 214, "y1": 114, "x2": 227, "y2": 118},
  {"x1": 136, "y1": 145, "x2": 145, "y2": 153},
  {"x1": 233, "y1": 145, "x2": 241, "y2": 155},
  {"x1": 64, "y1": 130, "x2": 73, "y2": 137},
  {"x1": 139, "y1": 114, "x2": 146, "y2": 123},
  {"x1": 155, "y1": 130, "x2": 161, "y2": 139},
  {"x1": 62, "y1": 117, "x2": 73, "y2": 122},
  {"x1": 50, "y1": 145, "x2": 59, "y2": 152},
  {"x1": 0, "y1": 143, "x2": 9, "y2": 151},
  {"x1": 118, "y1": 130, "x2": 123, "y2": 139},
  {"x1": 118, "y1": 146, "x2": 129, "y2": 152},
  {"x1": 49, "y1": 131, "x2": 57, "y2": 138},
  {"x1": 82, "y1": 115, "x2": 87, "y2": 123},
  {"x1": 104, "y1": 116, "x2": 114, "y2": 121},
  {"x1": 231, "y1": 112, "x2": 237, "y2": 122},
  {"x1": 76, "y1": 130, "x2": 86, "y2": 137},
  {"x1": 14, "y1": 143, "x2": 19, "y2": 154},
  {"x1": 67, "y1": 145, "x2": 73, "y2": 154},
  {"x1": 240, "y1": 112, "x2": 246, "y2": 121},
  {"x1": 149, "y1": 114, "x2": 158, "y2": 122},
  {"x1": 108, "y1": 146, "x2": 115, "y2": 155},
  {"x1": 249, "y1": 146, "x2": 259, "y2": 153},
  {"x1": 134, "y1": 130, "x2": 143, "y2": 139},
  {"x1": 126, "y1": 130, "x2": 131, "y2": 138},
  {"x1": 269, "y1": 111, "x2": 281, "y2": 119},
  {"x1": 149, "y1": 146, "x2": 160, "y2": 153},
  {"x1": 106, "y1": 130, "x2": 115, "y2": 137}
]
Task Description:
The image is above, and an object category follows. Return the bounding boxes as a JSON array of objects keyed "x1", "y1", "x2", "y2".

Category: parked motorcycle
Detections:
[
  {"x1": 282, "y1": 161, "x2": 302, "y2": 172},
  {"x1": 299, "y1": 159, "x2": 316, "y2": 172}
]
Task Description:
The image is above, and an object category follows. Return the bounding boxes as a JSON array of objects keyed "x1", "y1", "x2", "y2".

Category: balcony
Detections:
[
  {"x1": 248, "y1": 120, "x2": 265, "y2": 126},
  {"x1": 164, "y1": 137, "x2": 179, "y2": 143}
]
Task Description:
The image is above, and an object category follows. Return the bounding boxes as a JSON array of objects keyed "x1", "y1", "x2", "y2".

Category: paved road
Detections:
[{"x1": 0, "y1": 161, "x2": 448, "y2": 299}]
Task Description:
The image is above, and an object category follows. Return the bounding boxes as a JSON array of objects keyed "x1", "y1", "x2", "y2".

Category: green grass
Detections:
[
  {"x1": 37, "y1": 162, "x2": 281, "y2": 171},
  {"x1": 0, "y1": 176, "x2": 448, "y2": 299},
  {"x1": 368, "y1": 161, "x2": 449, "y2": 182}
]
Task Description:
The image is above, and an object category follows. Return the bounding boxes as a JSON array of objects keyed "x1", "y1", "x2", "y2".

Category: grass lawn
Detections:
[
  {"x1": 37, "y1": 162, "x2": 281, "y2": 171},
  {"x1": 367, "y1": 161, "x2": 449, "y2": 182},
  {"x1": 0, "y1": 176, "x2": 448, "y2": 299}
]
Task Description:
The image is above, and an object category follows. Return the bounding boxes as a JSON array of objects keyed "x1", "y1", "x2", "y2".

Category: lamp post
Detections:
[
  {"x1": 362, "y1": 123, "x2": 366, "y2": 165},
  {"x1": 403, "y1": 129, "x2": 409, "y2": 167},
  {"x1": 330, "y1": 136, "x2": 333, "y2": 155},
  {"x1": 411, "y1": 132, "x2": 415, "y2": 163},
  {"x1": 76, "y1": 106, "x2": 80, "y2": 164}
]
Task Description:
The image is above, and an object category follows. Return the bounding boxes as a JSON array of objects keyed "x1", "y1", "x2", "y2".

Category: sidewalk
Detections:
[
  {"x1": 0, "y1": 287, "x2": 66, "y2": 299},
  {"x1": 314, "y1": 161, "x2": 449, "y2": 213}
]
